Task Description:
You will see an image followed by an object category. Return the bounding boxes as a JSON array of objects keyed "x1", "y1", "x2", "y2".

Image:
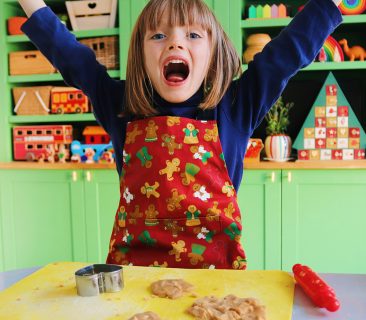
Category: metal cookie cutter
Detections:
[{"x1": 75, "y1": 264, "x2": 124, "y2": 297}]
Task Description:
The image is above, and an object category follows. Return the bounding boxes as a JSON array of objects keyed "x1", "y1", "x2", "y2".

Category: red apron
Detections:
[{"x1": 107, "y1": 116, "x2": 247, "y2": 269}]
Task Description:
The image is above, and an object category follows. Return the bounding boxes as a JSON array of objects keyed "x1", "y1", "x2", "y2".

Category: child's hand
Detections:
[{"x1": 18, "y1": 0, "x2": 46, "y2": 17}]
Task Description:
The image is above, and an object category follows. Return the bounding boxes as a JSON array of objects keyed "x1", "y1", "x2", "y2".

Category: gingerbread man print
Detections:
[
  {"x1": 159, "y1": 158, "x2": 181, "y2": 181},
  {"x1": 126, "y1": 124, "x2": 143, "y2": 144},
  {"x1": 141, "y1": 182, "x2": 160, "y2": 198},
  {"x1": 169, "y1": 240, "x2": 187, "y2": 262},
  {"x1": 145, "y1": 120, "x2": 159, "y2": 142},
  {"x1": 183, "y1": 123, "x2": 199, "y2": 144}
]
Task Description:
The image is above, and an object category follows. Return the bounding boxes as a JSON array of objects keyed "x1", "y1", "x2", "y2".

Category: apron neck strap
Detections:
[{"x1": 195, "y1": 108, "x2": 215, "y2": 121}]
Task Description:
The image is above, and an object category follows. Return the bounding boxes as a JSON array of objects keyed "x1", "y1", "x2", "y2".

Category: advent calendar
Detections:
[{"x1": 293, "y1": 72, "x2": 366, "y2": 160}]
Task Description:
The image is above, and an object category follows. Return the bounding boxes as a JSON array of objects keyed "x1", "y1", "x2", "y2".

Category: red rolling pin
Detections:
[{"x1": 292, "y1": 264, "x2": 340, "y2": 312}]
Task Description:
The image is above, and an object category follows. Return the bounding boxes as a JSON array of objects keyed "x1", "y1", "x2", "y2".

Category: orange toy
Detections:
[{"x1": 338, "y1": 38, "x2": 366, "y2": 61}]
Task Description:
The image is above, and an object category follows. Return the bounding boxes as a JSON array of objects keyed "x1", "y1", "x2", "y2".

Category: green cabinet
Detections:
[
  {"x1": 237, "y1": 170, "x2": 282, "y2": 271},
  {"x1": 282, "y1": 169, "x2": 366, "y2": 274},
  {"x1": 239, "y1": 168, "x2": 366, "y2": 274},
  {"x1": 0, "y1": 169, "x2": 119, "y2": 272}
]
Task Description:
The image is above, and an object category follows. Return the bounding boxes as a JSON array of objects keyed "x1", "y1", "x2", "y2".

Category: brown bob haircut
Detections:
[{"x1": 124, "y1": 0, "x2": 242, "y2": 117}]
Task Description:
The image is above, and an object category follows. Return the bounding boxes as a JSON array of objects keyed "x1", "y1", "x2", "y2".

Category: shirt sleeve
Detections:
[
  {"x1": 21, "y1": 6, "x2": 125, "y2": 134},
  {"x1": 223, "y1": 0, "x2": 343, "y2": 136}
]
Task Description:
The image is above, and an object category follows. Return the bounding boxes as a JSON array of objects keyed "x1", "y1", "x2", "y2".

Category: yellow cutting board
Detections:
[{"x1": 0, "y1": 262, "x2": 295, "y2": 320}]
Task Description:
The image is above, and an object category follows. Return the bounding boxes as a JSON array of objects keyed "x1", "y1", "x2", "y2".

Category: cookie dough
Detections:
[
  {"x1": 151, "y1": 279, "x2": 194, "y2": 299},
  {"x1": 187, "y1": 294, "x2": 266, "y2": 320},
  {"x1": 128, "y1": 311, "x2": 161, "y2": 320}
]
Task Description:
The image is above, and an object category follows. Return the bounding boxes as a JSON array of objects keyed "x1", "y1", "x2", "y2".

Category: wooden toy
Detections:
[
  {"x1": 9, "y1": 50, "x2": 56, "y2": 75},
  {"x1": 83, "y1": 126, "x2": 110, "y2": 144},
  {"x1": 13, "y1": 125, "x2": 73, "y2": 162},
  {"x1": 71, "y1": 140, "x2": 114, "y2": 163},
  {"x1": 66, "y1": 0, "x2": 117, "y2": 31},
  {"x1": 338, "y1": 38, "x2": 366, "y2": 61},
  {"x1": 293, "y1": 72, "x2": 366, "y2": 161},
  {"x1": 339, "y1": 0, "x2": 366, "y2": 15},
  {"x1": 317, "y1": 36, "x2": 344, "y2": 62},
  {"x1": 70, "y1": 126, "x2": 114, "y2": 163},
  {"x1": 51, "y1": 87, "x2": 89, "y2": 114},
  {"x1": 80, "y1": 36, "x2": 119, "y2": 70},
  {"x1": 243, "y1": 33, "x2": 271, "y2": 63},
  {"x1": 13, "y1": 86, "x2": 52, "y2": 115},
  {"x1": 7, "y1": 17, "x2": 27, "y2": 35},
  {"x1": 247, "y1": 3, "x2": 287, "y2": 19}
]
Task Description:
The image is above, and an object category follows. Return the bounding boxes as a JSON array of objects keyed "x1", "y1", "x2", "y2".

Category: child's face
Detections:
[{"x1": 144, "y1": 15, "x2": 211, "y2": 104}]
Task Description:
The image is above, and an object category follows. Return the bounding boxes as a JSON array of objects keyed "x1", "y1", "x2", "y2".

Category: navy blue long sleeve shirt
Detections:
[{"x1": 22, "y1": 0, "x2": 342, "y2": 191}]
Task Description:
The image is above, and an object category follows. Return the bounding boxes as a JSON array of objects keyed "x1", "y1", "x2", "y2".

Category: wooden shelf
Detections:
[
  {"x1": 8, "y1": 70, "x2": 120, "y2": 83},
  {"x1": 242, "y1": 61, "x2": 366, "y2": 72},
  {"x1": 244, "y1": 160, "x2": 366, "y2": 169},
  {"x1": 0, "y1": 162, "x2": 115, "y2": 170},
  {"x1": 241, "y1": 14, "x2": 366, "y2": 28},
  {"x1": 8, "y1": 113, "x2": 96, "y2": 124},
  {"x1": 6, "y1": 28, "x2": 120, "y2": 43}
]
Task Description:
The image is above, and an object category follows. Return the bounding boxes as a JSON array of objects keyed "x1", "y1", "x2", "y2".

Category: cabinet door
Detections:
[
  {"x1": 237, "y1": 170, "x2": 281, "y2": 270},
  {"x1": 282, "y1": 170, "x2": 366, "y2": 274},
  {"x1": 0, "y1": 169, "x2": 84, "y2": 271},
  {"x1": 83, "y1": 170, "x2": 119, "y2": 263}
]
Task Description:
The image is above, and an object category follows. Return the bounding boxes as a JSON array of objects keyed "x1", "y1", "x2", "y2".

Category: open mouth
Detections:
[{"x1": 163, "y1": 59, "x2": 190, "y2": 83}]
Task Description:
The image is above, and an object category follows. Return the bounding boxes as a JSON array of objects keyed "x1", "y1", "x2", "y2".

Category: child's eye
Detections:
[
  {"x1": 151, "y1": 33, "x2": 166, "y2": 40},
  {"x1": 188, "y1": 32, "x2": 202, "y2": 39}
]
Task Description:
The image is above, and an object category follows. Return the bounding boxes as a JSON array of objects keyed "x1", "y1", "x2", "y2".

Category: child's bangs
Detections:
[{"x1": 142, "y1": 0, "x2": 213, "y2": 33}]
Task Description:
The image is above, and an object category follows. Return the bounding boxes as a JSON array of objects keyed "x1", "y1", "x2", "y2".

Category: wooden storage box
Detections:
[
  {"x1": 9, "y1": 50, "x2": 56, "y2": 75},
  {"x1": 13, "y1": 86, "x2": 52, "y2": 115},
  {"x1": 80, "y1": 36, "x2": 119, "y2": 69},
  {"x1": 66, "y1": 0, "x2": 117, "y2": 31}
]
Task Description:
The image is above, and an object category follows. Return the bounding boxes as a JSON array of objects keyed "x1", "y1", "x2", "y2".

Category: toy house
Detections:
[{"x1": 83, "y1": 126, "x2": 110, "y2": 144}]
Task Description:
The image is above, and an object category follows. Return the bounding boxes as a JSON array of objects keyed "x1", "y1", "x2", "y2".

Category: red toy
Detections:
[
  {"x1": 51, "y1": 87, "x2": 89, "y2": 114},
  {"x1": 83, "y1": 126, "x2": 110, "y2": 144},
  {"x1": 13, "y1": 125, "x2": 73, "y2": 161},
  {"x1": 293, "y1": 264, "x2": 340, "y2": 312}
]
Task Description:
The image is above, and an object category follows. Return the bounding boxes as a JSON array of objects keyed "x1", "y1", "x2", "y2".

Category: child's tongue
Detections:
[{"x1": 166, "y1": 73, "x2": 185, "y2": 82}]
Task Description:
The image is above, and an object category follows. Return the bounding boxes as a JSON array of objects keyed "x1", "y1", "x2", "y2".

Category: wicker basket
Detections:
[
  {"x1": 12, "y1": 86, "x2": 52, "y2": 115},
  {"x1": 80, "y1": 36, "x2": 119, "y2": 70}
]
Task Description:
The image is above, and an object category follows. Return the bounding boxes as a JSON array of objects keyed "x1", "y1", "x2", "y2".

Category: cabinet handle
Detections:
[
  {"x1": 72, "y1": 171, "x2": 78, "y2": 182},
  {"x1": 86, "y1": 171, "x2": 92, "y2": 182},
  {"x1": 271, "y1": 171, "x2": 276, "y2": 183},
  {"x1": 287, "y1": 171, "x2": 292, "y2": 183}
]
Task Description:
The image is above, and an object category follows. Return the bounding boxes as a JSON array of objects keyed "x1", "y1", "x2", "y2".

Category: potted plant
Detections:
[{"x1": 264, "y1": 96, "x2": 294, "y2": 162}]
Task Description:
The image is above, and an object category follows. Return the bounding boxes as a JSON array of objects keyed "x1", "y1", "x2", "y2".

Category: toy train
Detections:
[{"x1": 13, "y1": 125, "x2": 73, "y2": 162}]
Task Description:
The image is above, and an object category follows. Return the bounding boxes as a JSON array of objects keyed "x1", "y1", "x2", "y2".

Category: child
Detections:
[{"x1": 19, "y1": 0, "x2": 342, "y2": 269}]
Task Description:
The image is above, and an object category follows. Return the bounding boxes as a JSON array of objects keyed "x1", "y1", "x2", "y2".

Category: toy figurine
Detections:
[{"x1": 338, "y1": 38, "x2": 366, "y2": 61}]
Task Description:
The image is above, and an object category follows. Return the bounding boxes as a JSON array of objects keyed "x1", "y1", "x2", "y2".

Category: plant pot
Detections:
[{"x1": 264, "y1": 134, "x2": 292, "y2": 162}]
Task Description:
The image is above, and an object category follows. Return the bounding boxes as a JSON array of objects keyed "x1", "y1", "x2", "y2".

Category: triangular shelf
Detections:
[{"x1": 293, "y1": 72, "x2": 366, "y2": 160}]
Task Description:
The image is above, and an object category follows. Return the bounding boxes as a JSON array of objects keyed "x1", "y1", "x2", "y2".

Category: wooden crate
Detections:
[
  {"x1": 9, "y1": 50, "x2": 56, "y2": 75},
  {"x1": 80, "y1": 36, "x2": 119, "y2": 70},
  {"x1": 13, "y1": 86, "x2": 52, "y2": 115},
  {"x1": 66, "y1": 0, "x2": 117, "y2": 31}
]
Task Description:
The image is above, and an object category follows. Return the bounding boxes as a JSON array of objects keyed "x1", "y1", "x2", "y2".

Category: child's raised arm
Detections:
[
  {"x1": 17, "y1": 0, "x2": 124, "y2": 134},
  {"x1": 226, "y1": 0, "x2": 342, "y2": 136},
  {"x1": 18, "y1": 0, "x2": 46, "y2": 17}
]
